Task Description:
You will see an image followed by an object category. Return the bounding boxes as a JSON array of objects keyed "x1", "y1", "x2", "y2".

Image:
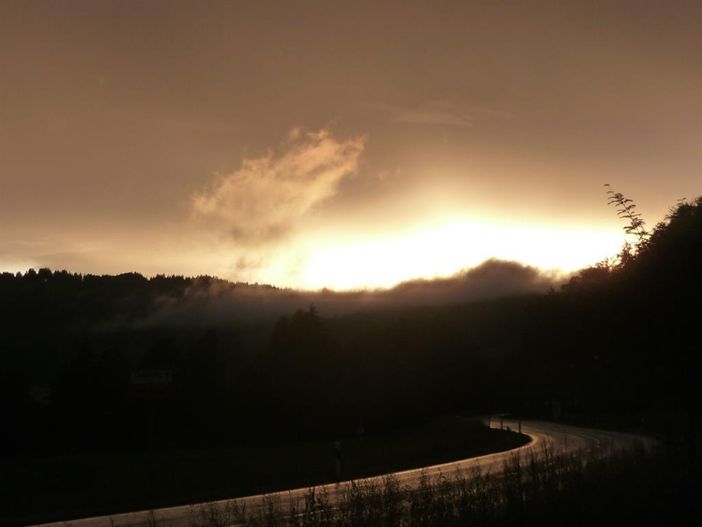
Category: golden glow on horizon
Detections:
[
  {"x1": 0, "y1": 219, "x2": 627, "y2": 293},
  {"x1": 0, "y1": 260, "x2": 37, "y2": 275},
  {"x1": 253, "y1": 218, "x2": 627, "y2": 291}
]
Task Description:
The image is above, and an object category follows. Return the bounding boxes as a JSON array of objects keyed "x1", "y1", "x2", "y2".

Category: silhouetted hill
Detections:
[
  {"x1": 522, "y1": 195, "x2": 702, "y2": 463},
  {"x1": 1, "y1": 196, "x2": 701, "y2": 459}
]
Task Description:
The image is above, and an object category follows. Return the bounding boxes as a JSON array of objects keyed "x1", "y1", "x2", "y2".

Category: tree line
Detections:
[{"x1": 2, "y1": 193, "x2": 701, "y2": 459}]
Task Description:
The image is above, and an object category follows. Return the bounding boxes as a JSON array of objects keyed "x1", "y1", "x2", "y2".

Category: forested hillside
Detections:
[{"x1": 2, "y1": 195, "x2": 701, "y2": 458}]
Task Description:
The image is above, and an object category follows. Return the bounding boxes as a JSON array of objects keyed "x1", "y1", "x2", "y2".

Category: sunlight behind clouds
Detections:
[{"x1": 254, "y1": 218, "x2": 626, "y2": 290}]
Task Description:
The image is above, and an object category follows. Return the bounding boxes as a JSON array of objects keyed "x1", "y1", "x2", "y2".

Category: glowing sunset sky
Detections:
[{"x1": 1, "y1": 1, "x2": 701, "y2": 289}]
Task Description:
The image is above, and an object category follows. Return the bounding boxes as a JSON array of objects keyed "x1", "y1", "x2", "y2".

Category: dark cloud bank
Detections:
[{"x1": 141, "y1": 259, "x2": 559, "y2": 328}]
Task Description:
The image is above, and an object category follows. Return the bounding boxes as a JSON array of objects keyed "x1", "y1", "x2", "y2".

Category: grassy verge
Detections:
[
  {"x1": 190, "y1": 442, "x2": 699, "y2": 527},
  {"x1": 2, "y1": 417, "x2": 527, "y2": 526}
]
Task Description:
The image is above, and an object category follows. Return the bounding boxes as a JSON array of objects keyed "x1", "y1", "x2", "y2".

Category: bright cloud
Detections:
[{"x1": 192, "y1": 129, "x2": 366, "y2": 244}]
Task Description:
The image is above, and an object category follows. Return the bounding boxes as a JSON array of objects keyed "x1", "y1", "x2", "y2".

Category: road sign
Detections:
[{"x1": 131, "y1": 370, "x2": 172, "y2": 385}]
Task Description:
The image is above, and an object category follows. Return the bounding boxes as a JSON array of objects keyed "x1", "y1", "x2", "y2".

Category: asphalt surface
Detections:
[{"x1": 32, "y1": 419, "x2": 655, "y2": 527}]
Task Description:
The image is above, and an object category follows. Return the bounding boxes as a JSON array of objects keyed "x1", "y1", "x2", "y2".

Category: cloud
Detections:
[
  {"x1": 364, "y1": 100, "x2": 511, "y2": 128},
  {"x1": 394, "y1": 101, "x2": 473, "y2": 127},
  {"x1": 376, "y1": 259, "x2": 558, "y2": 305},
  {"x1": 192, "y1": 129, "x2": 366, "y2": 244},
  {"x1": 131, "y1": 259, "x2": 560, "y2": 329},
  {"x1": 364, "y1": 100, "x2": 473, "y2": 127}
]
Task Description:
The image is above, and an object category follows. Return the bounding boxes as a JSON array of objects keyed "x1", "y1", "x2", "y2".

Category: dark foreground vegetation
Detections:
[
  {"x1": 3, "y1": 419, "x2": 527, "y2": 525},
  {"x1": 188, "y1": 443, "x2": 698, "y2": 527},
  {"x1": 2, "y1": 191, "x2": 701, "y2": 524}
]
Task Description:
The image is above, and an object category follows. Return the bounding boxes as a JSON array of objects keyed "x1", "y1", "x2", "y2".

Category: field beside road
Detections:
[
  {"x1": 4, "y1": 417, "x2": 526, "y2": 526},
  {"x1": 30, "y1": 420, "x2": 666, "y2": 527}
]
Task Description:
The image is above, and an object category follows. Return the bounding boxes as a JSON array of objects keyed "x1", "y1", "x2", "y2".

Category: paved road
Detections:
[{"x1": 33, "y1": 420, "x2": 654, "y2": 527}]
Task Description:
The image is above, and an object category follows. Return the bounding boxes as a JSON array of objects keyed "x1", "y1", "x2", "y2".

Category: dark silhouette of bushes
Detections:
[
  {"x1": 2, "y1": 191, "x2": 702, "y2": 525},
  {"x1": 2, "y1": 193, "x2": 701, "y2": 463}
]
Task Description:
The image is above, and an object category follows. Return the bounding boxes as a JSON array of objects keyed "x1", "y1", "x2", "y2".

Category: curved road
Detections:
[{"x1": 33, "y1": 420, "x2": 655, "y2": 527}]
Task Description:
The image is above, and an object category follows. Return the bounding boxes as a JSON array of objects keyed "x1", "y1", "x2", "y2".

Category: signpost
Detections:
[
  {"x1": 334, "y1": 441, "x2": 342, "y2": 481},
  {"x1": 131, "y1": 370, "x2": 172, "y2": 384},
  {"x1": 130, "y1": 370, "x2": 173, "y2": 501}
]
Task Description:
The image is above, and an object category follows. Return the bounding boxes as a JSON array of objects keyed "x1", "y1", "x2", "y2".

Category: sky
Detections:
[{"x1": 1, "y1": 1, "x2": 701, "y2": 290}]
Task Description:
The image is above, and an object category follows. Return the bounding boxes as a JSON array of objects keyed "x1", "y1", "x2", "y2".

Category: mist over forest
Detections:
[
  {"x1": 4, "y1": 3, "x2": 702, "y2": 525},
  {"x1": 2, "y1": 195, "x2": 701, "y2": 462}
]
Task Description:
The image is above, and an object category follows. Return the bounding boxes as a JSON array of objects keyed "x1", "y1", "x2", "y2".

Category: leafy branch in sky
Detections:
[{"x1": 604, "y1": 184, "x2": 650, "y2": 257}]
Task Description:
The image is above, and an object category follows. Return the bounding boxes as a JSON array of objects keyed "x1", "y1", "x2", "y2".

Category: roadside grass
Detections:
[
  {"x1": 2, "y1": 417, "x2": 528, "y2": 526},
  {"x1": 189, "y1": 442, "x2": 697, "y2": 527}
]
